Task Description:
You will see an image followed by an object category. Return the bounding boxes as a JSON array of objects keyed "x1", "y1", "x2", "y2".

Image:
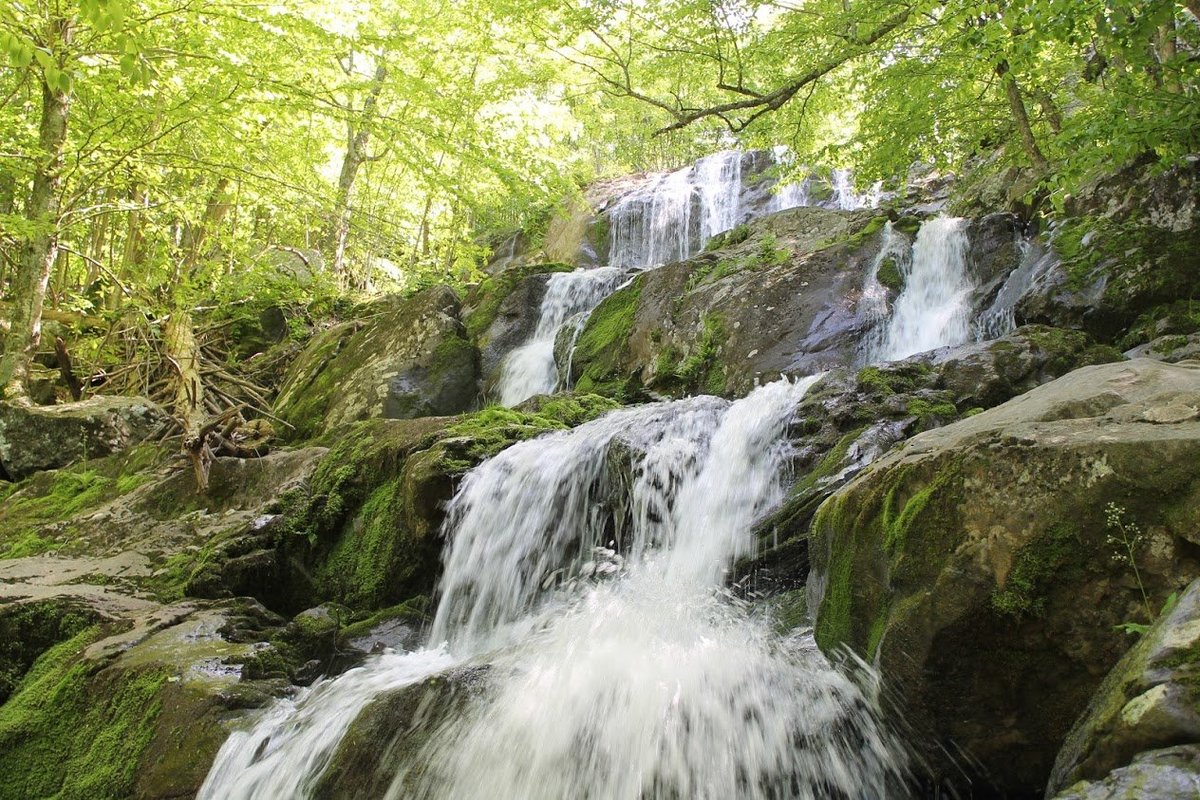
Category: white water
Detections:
[
  {"x1": 201, "y1": 375, "x2": 909, "y2": 798},
  {"x1": 197, "y1": 648, "x2": 457, "y2": 800},
  {"x1": 871, "y1": 216, "x2": 974, "y2": 362},
  {"x1": 496, "y1": 267, "x2": 626, "y2": 406},
  {"x1": 607, "y1": 151, "x2": 745, "y2": 268}
]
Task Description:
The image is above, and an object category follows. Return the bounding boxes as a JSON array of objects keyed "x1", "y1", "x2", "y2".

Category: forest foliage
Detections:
[{"x1": 0, "y1": 0, "x2": 1195, "y2": 418}]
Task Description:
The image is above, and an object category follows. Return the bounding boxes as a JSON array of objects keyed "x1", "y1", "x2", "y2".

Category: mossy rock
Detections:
[
  {"x1": 809, "y1": 359, "x2": 1200, "y2": 795},
  {"x1": 273, "y1": 286, "x2": 480, "y2": 441},
  {"x1": 572, "y1": 274, "x2": 646, "y2": 400}
]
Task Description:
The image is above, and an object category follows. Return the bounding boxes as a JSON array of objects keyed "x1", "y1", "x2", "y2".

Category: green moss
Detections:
[
  {"x1": 892, "y1": 216, "x2": 921, "y2": 235},
  {"x1": 702, "y1": 224, "x2": 750, "y2": 252},
  {"x1": 317, "y1": 479, "x2": 424, "y2": 608},
  {"x1": 341, "y1": 597, "x2": 430, "y2": 641},
  {"x1": 1152, "y1": 334, "x2": 1190, "y2": 354},
  {"x1": 0, "y1": 455, "x2": 161, "y2": 559},
  {"x1": 844, "y1": 215, "x2": 892, "y2": 250},
  {"x1": 906, "y1": 397, "x2": 958, "y2": 422},
  {"x1": 855, "y1": 362, "x2": 933, "y2": 396},
  {"x1": 0, "y1": 627, "x2": 170, "y2": 800},
  {"x1": 672, "y1": 314, "x2": 727, "y2": 395},
  {"x1": 875, "y1": 257, "x2": 904, "y2": 293},
  {"x1": 572, "y1": 276, "x2": 644, "y2": 399},
  {"x1": 991, "y1": 523, "x2": 1081, "y2": 619}
]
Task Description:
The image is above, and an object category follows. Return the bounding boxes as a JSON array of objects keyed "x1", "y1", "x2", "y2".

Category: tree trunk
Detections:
[
  {"x1": 1157, "y1": 23, "x2": 1181, "y2": 93},
  {"x1": 996, "y1": 60, "x2": 1049, "y2": 173},
  {"x1": 0, "y1": 19, "x2": 74, "y2": 404},
  {"x1": 179, "y1": 177, "x2": 232, "y2": 277},
  {"x1": 164, "y1": 308, "x2": 212, "y2": 492},
  {"x1": 323, "y1": 61, "x2": 387, "y2": 284}
]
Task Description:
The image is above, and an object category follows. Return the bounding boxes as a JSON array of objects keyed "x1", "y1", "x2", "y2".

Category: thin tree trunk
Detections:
[
  {"x1": 1157, "y1": 23, "x2": 1181, "y2": 93},
  {"x1": 164, "y1": 307, "x2": 211, "y2": 492},
  {"x1": 323, "y1": 61, "x2": 387, "y2": 283},
  {"x1": 0, "y1": 19, "x2": 74, "y2": 403},
  {"x1": 180, "y1": 177, "x2": 232, "y2": 277},
  {"x1": 996, "y1": 60, "x2": 1049, "y2": 173}
]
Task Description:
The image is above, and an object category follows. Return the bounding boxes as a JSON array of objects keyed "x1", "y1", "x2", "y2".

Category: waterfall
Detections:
[
  {"x1": 200, "y1": 375, "x2": 909, "y2": 799},
  {"x1": 871, "y1": 216, "x2": 974, "y2": 362},
  {"x1": 858, "y1": 222, "x2": 912, "y2": 360},
  {"x1": 607, "y1": 151, "x2": 745, "y2": 269},
  {"x1": 976, "y1": 240, "x2": 1057, "y2": 340},
  {"x1": 495, "y1": 267, "x2": 626, "y2": 406}
]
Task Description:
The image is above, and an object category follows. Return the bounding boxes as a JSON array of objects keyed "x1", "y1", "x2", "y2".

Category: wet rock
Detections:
[
  {"x1": 570, "y1": 207, "x2": 887, "y2": 398},
  {"x1": 1048, "y1": 578, "x2": 1200, "y2": 795},
  {"x1": 273, "y1": 286, "x2": 479, "y2": 440},
  {"x1": 1051, "y1": 745, "x2": 1200, "y2": 800},
  {"x1": 313, "y1": 665, "x2": 493, "y2": 800},
  {"x1": 0, "y1": 396, "x2": 165, "y2": 480},
  {"x1": 1017, "y1": 159, "x2": 1200, "y2": 346},
  {"x1": 808, "y1": 358, "x2": 1200, "y2": 795}
]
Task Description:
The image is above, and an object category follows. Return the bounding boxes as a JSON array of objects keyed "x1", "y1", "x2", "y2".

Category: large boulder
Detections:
[
  {"x1": 1048, "y1": 577, "x2": 1200, "y2": 797},
  {"x1": 1017, "y1": 159, "x2": 1200, "y2": 347},
  {"x1": 273, "y1": 286, "x2": 479, "y2": 440},
  {"x1": 0, "y1": 396, "x2": 165, "y2": 480},
  {"x1": 569, "y1": 207, "x2": 887, "y2": 398},
  {"x1": 808, "y1": 358, "x2": 1200, "y2": 795},
  {"x1": 745, "y1": 325, "x2": 1121, "y2": 591}
]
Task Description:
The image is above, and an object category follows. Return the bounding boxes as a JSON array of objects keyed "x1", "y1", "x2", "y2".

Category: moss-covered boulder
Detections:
[
  {"x1": 569, "y1": 207, "x2": 887, "y2": 399},
  {"x1": 808, "y1": 358, "x2": 1200, "y2": 794},
  {"x1": 312, "y1": 665, "x2": 492, "y2": 799},
  {"x1": 273, "y1": 286, "x2": 479, "y2": 440},
  {"x1": 0, "y1": 396, "x2": 166, "y2": 480},
  {"x1": 0, "y1": 600, "x2": 297, "y2": 800},
  {"x1": 277, "y1": 394, "x2": 621, "y2": 614},
  {"x1": 1018, "y1": 160, "x2": 1200, "y2": 347},
  {"x1": 744, "y1": 325, "x2": 1122, "y2": 591},
  {"x1": 1048, "y1": 577, "x2": 1200, "y2": 797}
]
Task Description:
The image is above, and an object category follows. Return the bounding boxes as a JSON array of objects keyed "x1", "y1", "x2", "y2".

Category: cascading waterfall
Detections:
[
  {"x1": 871, "y1": 216, "x2": 974, "y2": 362},
  {"x1": 607, "y1": 151, "x2": 746, "y2": 269},
  {"x1": 200, "y1": 375, "x2": 909, "y2": 799},
  {"x1": 495, "y1": 267, "x2": 626, "y2": 406},
  {"x1": 976, "y1": 239, "x2": 1057, "y2": 341},
  {"x1": 858, "y1": 222, "x2": 912, "y2": 360}
]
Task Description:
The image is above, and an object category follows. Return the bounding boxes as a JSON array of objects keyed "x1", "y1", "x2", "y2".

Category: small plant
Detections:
[{"x1": 1105, "y1": 502, "x2": 1154, "y2": 633}]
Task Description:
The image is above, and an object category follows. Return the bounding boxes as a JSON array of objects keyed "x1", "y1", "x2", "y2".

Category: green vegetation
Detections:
[
  {"x1": 0, "y1": 449, "x2": 164, "y2": 559},
  {"x1": 0, "y1": 628, "x2": 170, "y2": 800},
  {"x1": 572, "y1": 277, "x2": 645, "y2": 399},
  {"x1": 991, "y1": 524, "x2": 1081, "y2": 619}
]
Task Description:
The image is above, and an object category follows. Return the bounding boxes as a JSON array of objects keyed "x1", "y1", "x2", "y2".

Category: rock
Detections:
[
  {"x1": 1126, "y1": 333, "x2": 1200, "y2": 365},
  {"x1": 743, "y1": 326, "x2": 1120, "y2": 591},
  {"x1": 1051, "y1": 746, "x2": 1200, "y2": 800},
  {"x1": 0, "y1": 396, "x2": 166, "y2": 480},
  {"x1": 273, "y1": 287, "x2": 479, "y2": 440},
  {"x1": 568, "y1": 207, "x2": 1040, "y2": 401},
  {"x1": 1047, "y1": 578, "x2": 1200, "y2": 795},
  {"x1": 808, "y1": 359, "x2": 1200, "y2": 795},
  {"x1": 0, "y1": 600, "x2": 292, "y2": 800},
  {"x1": 313, "y1": 665, "x2": 493, "y2": 799},
  {"x1": 1017, "y1": 160, "x2": 1200, "y2": 346},
  {"x1": 460, "y1": 262, "x2": 592, "y2": 395},
  {"x1": 570, "y1": 208, "x2": 887, "y2": 398}
]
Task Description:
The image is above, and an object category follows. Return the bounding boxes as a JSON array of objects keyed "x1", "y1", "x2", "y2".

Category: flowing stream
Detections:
[
  {"x1": 200, "y1": 375, "x2": 909, "y2": 799},
  {"x1": 496, "y1": 267, "x2": 626, "y2": 405},
  {"x1": 870, "y1": 216, "x2": 975, "y2": 362}
]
